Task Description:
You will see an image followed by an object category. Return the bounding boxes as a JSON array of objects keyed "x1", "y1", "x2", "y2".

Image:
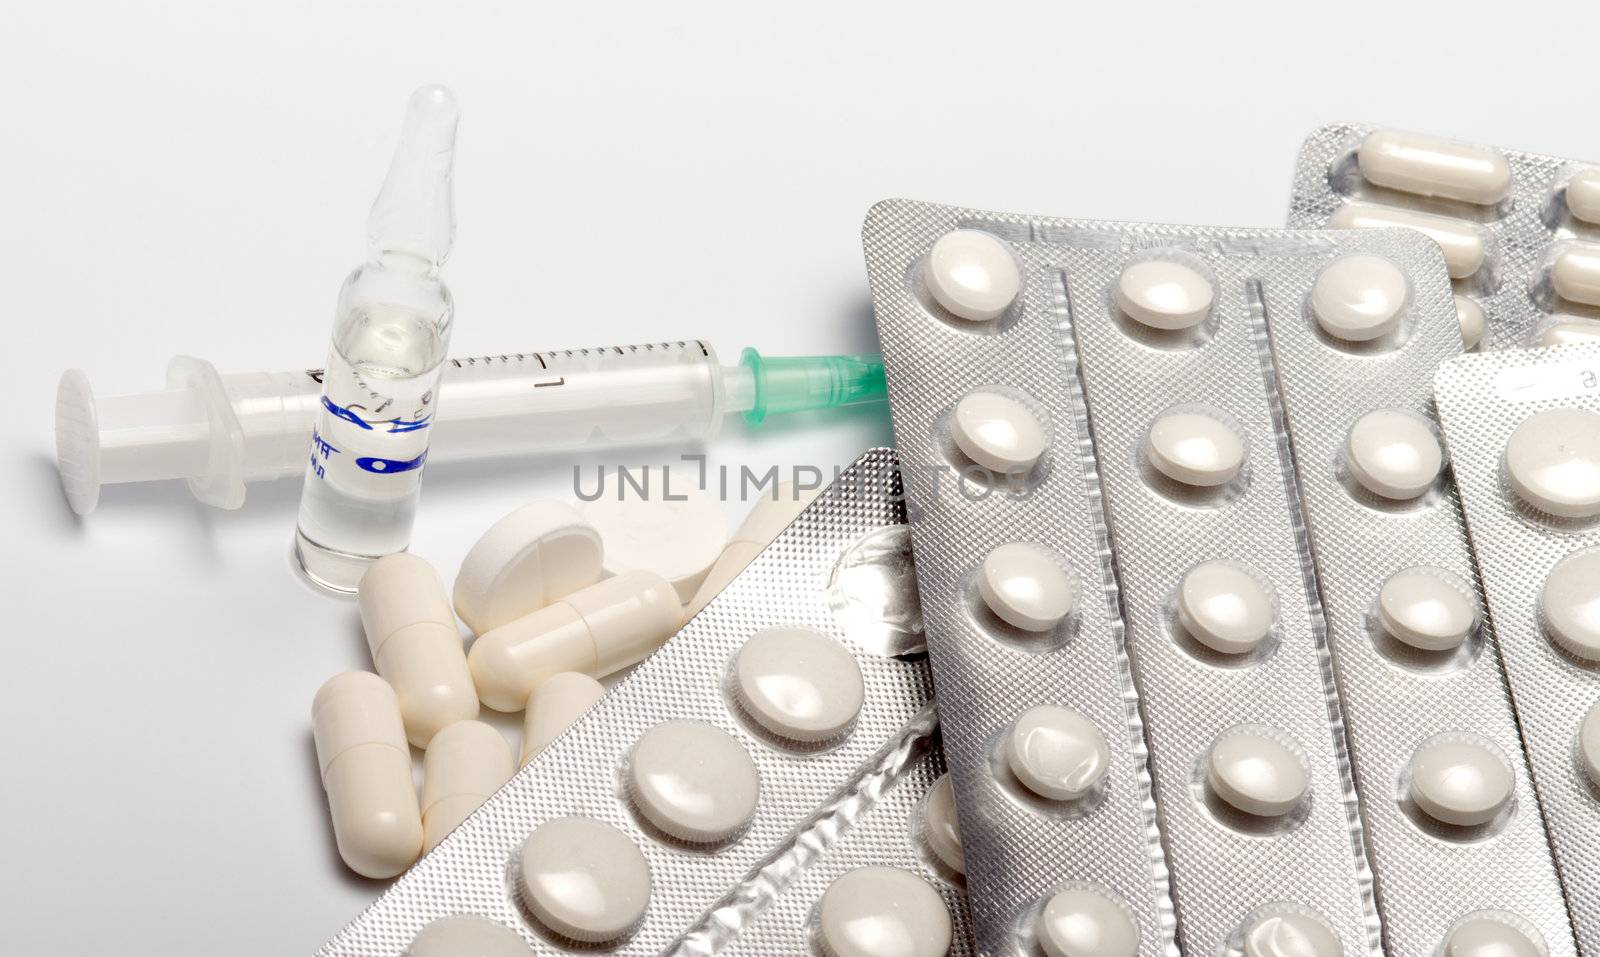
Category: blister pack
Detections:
[
  {"x1": 1435, "y1": 341, "x2": 1600, "y2": 956},
  {"x1": 1289, "y1": 123, "x2": 1600, "y2": 351},
  {"x1": 318, "y1": 449, "x2": 975, "y2": 957},
  {"x1": 864, "y1": 200, "x2": 1387, "y2": 955},
  {"x1": 1260, "y1": 244, "x2": 1573, "y2": 954}
]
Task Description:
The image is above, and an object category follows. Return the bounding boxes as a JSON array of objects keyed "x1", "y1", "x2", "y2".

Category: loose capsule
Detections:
[
  {"x1": 420, "y1": 720, "x2": 513, "y2": 851},
  {"x1": 359, "y1": 554, "x2": 479, "y2": 748},
  {"x1": 312, "y1": 672, "x2": 424, "y2": 878},
  {"x1": 1357, "y1": 129, "x2": 1511, "y2": 205}
]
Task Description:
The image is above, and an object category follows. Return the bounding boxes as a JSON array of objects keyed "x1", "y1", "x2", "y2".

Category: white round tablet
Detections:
[
  {"x1": 734, "y1": 627, "x2": 863, "y2": 742},
  {"x1": 1579, "y1": 702, "x2": 1600, "y2": 789},
  {"x1": 1444, "y1": 917, "x2": 1542, "y2": 957},
  {"x1": 453, "y1": 501, "x2": 604, "y2": 635},
  {"x1": 1376, "y1": 566, "x2": 1478, "y2": 652},
  {"x1": 1036, "y1": 886, "x2": 1140, "y2": 957},
  {"x1": 978, "y1": 543, "x2": 1078, "y2": 632},
  {"x1": 951, "y1": 392, "x2": 1047, "y2": 474},
  {"x1": 578, "y1": 468, "x2": 727, "y2": 603},
  {"x1": 817, "y1": 866, "x2": 953, "y2": 957},
  {"x1": 1242, "y1": 911, "x2": 1343, "y2": 957},
  {"x1": 1407, "y1": 736, "x2": 1513, "y2": 827},
  {"x1": 1177, "y1": 561, "x2": 1275, "y2": 655},
  {"x1": 1455, "y1": 295, "x2": 1486, "y2": 351},
  {"x1": 1116, "y1": 260, "x2": 1215, "y2": 330},
  {"x1": 924, "y1": 229, "x2": 1022, "y2": 322},
  {"x1": 1344, "y1": 410, "x2": 1443, "y2": 500},
  {"x1": 1541, "y1": 549, "x2": 1600, "y2": 661},
  {"x1": 922, "y1": 774, "x2": 965, "y2": 875},
  {"x1": 407, "y1": 916, "x2": 532, "y2": 957},
  {"x1": 1005, "y1": 705, "x2": 1109, "y2": 802},
  {"x1": 628, "y1": 720, "x2": 759, "y2": 843},
  {"x1": 1206, "y1": 726, "x2": 1309, "y2": 818},
  {"x1": 1145, "y1": 411, "x2": 1245, "y2": 488},
  {"x1": 1311, "y1": 255, "x2": 1408, "y2": 342},
  {"x1": 518, "y1": 817, "x2": 650, "y2": 943},
  {"x1": 1504, "y1": 408, "x2": 1600, "y2": 519}
]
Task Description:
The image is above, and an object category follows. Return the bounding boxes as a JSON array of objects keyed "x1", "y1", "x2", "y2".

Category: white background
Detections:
[{"x1": 2, "y1": 1, "x2": 1594, "y2": 952}]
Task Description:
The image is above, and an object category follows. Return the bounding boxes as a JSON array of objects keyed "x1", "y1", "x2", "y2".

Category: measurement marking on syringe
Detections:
[{"x1": 534, "y1": 378, "x2": 565, "y2": 388}]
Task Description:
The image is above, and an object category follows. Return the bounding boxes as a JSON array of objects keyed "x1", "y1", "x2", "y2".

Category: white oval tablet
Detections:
[
  {"x1": 1407, "y1": 736, "x2": 1513, "y2": 827},
  {"x1": 922, "y1": 774, "x2": 965, "y2": 875},
  {"x1": 1455, "y1": 295, "x2": 1486, "y2": 351},
  {"x1": 952, "y1": 392, "x2": 1047, "y2": 474},
  {"x1": 1329, "y1": 203, "x2": 1486, "y2": 280},
  {"x1": 1177, "y1": 561, "x2": 1275, "y2": 655},
  {"x1": 1311, "y1": 255, "x2": 1408, "y2": 342},
  {"x1": 518, "y1": 817, "x2": 650, "y2": 943},
  {"x1": 1006, "y1": 704, "x2": 1109, "y2": 801},
  {"x1": 453, "y1": 502, "x2": 604, "y2": 635},
  {"x1": 1541, "y1": 549, "x2": 1600, "y2": 661},
  {"x1": 579, "y1": 468, "x2": 727, "y2": 603},
  {"x1": 1445, "y1": 917, "x2": 1543, "y2": 957},
  {"x1": 1539, "y1": 318, "x2": 1600, "y2": 347},
  {"x1": 1552, "y1": 242, "x2": 1600, "y2": 307},
  {"x1": 1376, "y1": 566, "x2": 1478, "y2": 652},
  {"x1": 1579, "y1": 702, "x2": 1600, "y2": 789},
  {"x1": 1116, "y1": 260, "x2": 1215, "y2": 330},
  {"x1": 1569, "y1": 167, "x2": 1600, "y2": 226},
  {"x1": 1206, "y1": 726, "x2": 1309, "y2": 818},
  {"x1": 978, "y1": 543, "x2": 1078, "y2": 632},
  {"x1": 924, "y1": 229, "x2": 1022, "y2": 322},
  {"x1": 1243, "y1": 911, "x2": 1343, "y2": 957},
  {"x1": 408, "y1": 916, "x2": 532, "y2": 957},
  {"x1": 817, "y1": 866, "x2": 953, "y2": 957},
  {"x1": 734, "y1": 626, "x2": 863, "y2": 742},
  {"x1": 1344, "y1": 410, "x2": 1443, "y2": 500},
  {"x1": 1504, "y1": 408, "x2": 1600, "y2": 519},
  {"x1": 628, "y1": 720, "x2": 759, "y2": 843},
  {"x1": 1145, "y1": 411, "x2": 1245, "y2": 488},
  {"x1": 1036, "y1": 886, "x2": 1140, "y2": 957},
  {"x1": 1357, "y1": 129, "x2": 1512, "y2": 205}
]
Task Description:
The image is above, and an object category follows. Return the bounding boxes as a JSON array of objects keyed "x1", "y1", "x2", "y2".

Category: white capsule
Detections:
[
  {"x1": 452, "y1": 502, "x2": 604, "y2": 636},
  {"x1": 1177, "y1": 561, "x2": 1275, "y2": 655},
  {"x1": 520, "y1": 671, "x2": 605, "y2": 766},
  {"x1": 407, "y1": 916, "x2": 532, "y2": 957},
  {"x1": 952, "y1": 391, "x2": 1047, "y2": 474},
  {"x1": 1579, "y1": 702, "x2": 1600, "y2": 789},
  {"x1": 1036, "y1": 887, "x2": 1140, "y2": 957},
  {"x1": 1311, "y1": 255, "x2": 1408, "y2": 342},
  {"x1": 978, "y1": 542, "x2": 1078, "y2": 632},
  {"x1": 1206, "y1": 726, "x2": 1309, "y2": 818},
  {"x1": 359, "y1": 554, "x2": 479, "y2": 748},
  {"x1": 518, "y1": 817, "x2": 651, "y2": 943},
  {"x1": 311, "y1": 672, "x2": 424, "y2": 878},
  {"x1": 1407, "y1": 736, "x2": 1513, "y2": 827},
  {"x1": 1377, "y1": 566, "x2": 1478, "y2": 652},
  {"x1": 817, "y1": 866, "x2": 952, "y2": 957},
  {"x1": 627, "y1": 720, "x2": 759, "y2": 843},
  {"x1": 579, "y1": 469, "x2": 727, "y2": 603},
  {"x1": 1145, "y1": 411, "x2": 1245, "y2": 488},
  {"x1": 1552, "y1": 242, "x2": 1600, "y2": 308},
  {"x1": 420, "y1": 720, "x2": 513, "y2": 851},
  {"x1": 1357, "y1": 129, "x2": 1511, "y2": 205},
  {"x1": 1242, "y1": 911, "x2": 1343, "y2": 957},
  {"x1": 468, "y1": 571, "x2": 681, "y2": 712},
  {"x1": 922, "y1": 774, "x2": 964, "y2": 874},
  {"x1": 1455, "y1": 295, "x2": 1486, "y2": 351},
  {"x1": 686, "y1": 483, "x2": 822, "y2": 617},
  {"x1": 1115, "y1": 260, "x2": 1214, "y2": 330},
  {"x1": 1329, "y1": 202, "x2": 1486, "y2": 279},
  {"x1": 1568, "y1": 167, "x2": 1600, "y2": 225},
  {"x1": 1541, "y1": 548, "x2": 1600, "y2": 661},
  {"x1": 733, "y1": 626, "x2": 863, "y2": 743},
  {"x1": 1539, "y1": 318, "x2": 1600, "y2": 347},
  {"x1": 1444, "y1": 916, "x2": 1543, "y2": 957},
  {"x1": 924, "y1": 229, "x2": 1022, "y2": 322},
  {"x1": 1504, "y1": 408, "x2": 1600, "y2": 519},
  {"x1": 1006, "y1": 704, "x2": 1109, "y2": 802},
  {"x1": 1344, "y1": 409, "x2": 1442, "y2": 500}
]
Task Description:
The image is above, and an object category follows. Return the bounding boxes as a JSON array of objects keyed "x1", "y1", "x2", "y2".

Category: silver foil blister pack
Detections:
[
  {"x1": 1261, "y1": 240, "x2": 1573, "y2": 953},
  {"x1": 319, "y1": 449, "x2": 975, "y2": 956},
  {"x1": 1289, "y1": 122, "x2": 1600, "y2": 351},
  {"x1": 864, "y1": 199, "x2": 1381, "y2": 955},
  {"x1": 1436, "y1": 342, "x2": 1600, "y2": 956}
]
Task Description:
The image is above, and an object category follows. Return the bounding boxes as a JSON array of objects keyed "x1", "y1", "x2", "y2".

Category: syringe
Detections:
[{"x1": 55, "y1": 342, "x2": 886, "y2": 514}]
